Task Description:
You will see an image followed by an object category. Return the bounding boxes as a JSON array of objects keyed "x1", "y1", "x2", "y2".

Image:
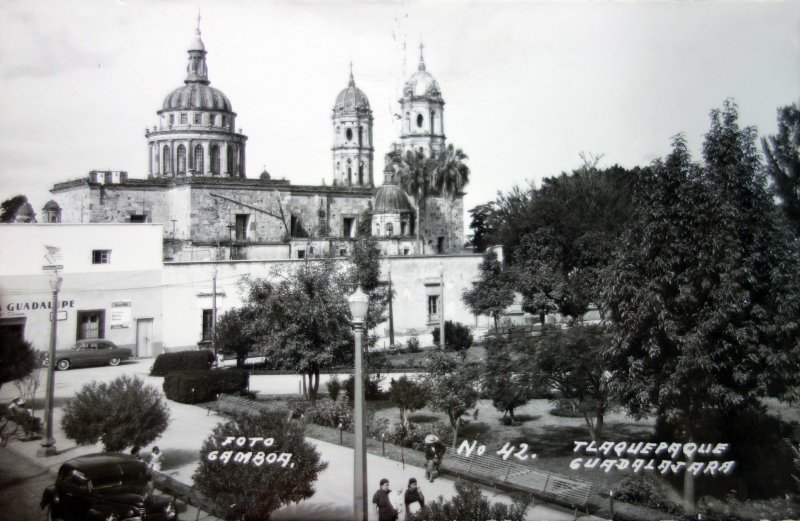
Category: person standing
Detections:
[
  {"x1": 146, "y1": 446, "x2": 162, "y2": 472},
  {"x1": 423, "y1": 435, "x2": 445, "y2": 482},
  {"x1": 372, "y1": 478, "x2": 399, "y2": 521},
  {"x1": 404, "y1": 477, "x2": 426, "y2": 520}
]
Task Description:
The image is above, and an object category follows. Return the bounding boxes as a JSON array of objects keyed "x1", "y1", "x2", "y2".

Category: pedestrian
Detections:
[
  {"x1": 372, "y1": 478, "x2": 399, "y2": 521},
  {"x1": 404, "y1": 477, "x2": 426, "y2": 520},
  {"x1": 423, "y1": 434, "x2": 445, "y2": 482},
  {"x1": 147, "y1": 446, "x2": 162, "y2": 472}
]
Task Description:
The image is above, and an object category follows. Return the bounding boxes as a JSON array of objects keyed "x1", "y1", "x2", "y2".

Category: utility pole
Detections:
[
  {"x1": 388, "y1": 261, "x2": 395, "y2": 346},
  {"x1": 439, "y1": 263, "x2": 445, "y2": 350},
  {"x1": 212, "y1": 265, "x2": 218, "y2": 362}
]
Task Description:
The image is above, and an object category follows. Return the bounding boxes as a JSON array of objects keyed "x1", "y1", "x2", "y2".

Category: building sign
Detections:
[
  {"x1": 0, "y1": 299, "x2": 76, "y2": 318},
  {"x1": 110, "y1": 301, "x2": 132, "y2": 329}
]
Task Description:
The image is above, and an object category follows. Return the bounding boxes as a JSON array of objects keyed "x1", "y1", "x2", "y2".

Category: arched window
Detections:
[
  {"x1": 227, "y1": 144, "x2": 234, "y2": 175},
  {"x1": 346, "y1": 128, "x2": 353, "y2": 141},
  {"x1": 211, "y1": 145, "x2": 220, "y2": 174},
  {"x1": 347, "y1": 167, "x2": 352, "y2": 185},
  {"x1": 385, "y1": 222, "x2": 394, "y2": 236},
  {"x1": 358, "y1": 127, "x2": 363, "y2": 147},
  {"x1": 238, "y1": 148, "x2": 244, "y2": 177},
  {"x1": 430, "y1": 110, "x2": 435, "y2": 134},
  {"x1": 358, "y1": 162, "x2": 364, "y2": 185},
  {"x1": 194, "y1": 145, "x2": 204, "y2": 174},
  {"x1": 177, "y1": 145, "x2": 186, "y2": 175},
  {"x1": 162, "y1": 146, "x2": 171, "y2": 175},
  {"x1": 416, "y1": 114, "x2": 424, "y2": 128}
]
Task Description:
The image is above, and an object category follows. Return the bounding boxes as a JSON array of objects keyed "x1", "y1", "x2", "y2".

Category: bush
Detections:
[
  {"x1": 163, "y1": 369, "x2": 249, "y2": 403},
  {"x1": 305, "y1": 396, "x2": 353, "y2": 431},
  {"x1": 369, "y1": 419, "x2": 453, "y2": 450},
  {"x1": 193, "y1": 410, "x2": 328, "y2": 521},
  {"x1": 151, "y1": 350, "x2": 214, "y2": 376},
  {"x1": 343, "y1": 374, "x2": 386, "y2": 402},
  {"x1": 427, "y1": 480, "x2": 526, "y2": 521},
  {"x1": 432, "y1": 321, "x2": 474, "y2": 351},
  {"x1": 326, "y1": 375, "x2": 342, "y2": 400},
  {"x1": 406, "y1": 337, "x2": 420, "y2": 353},
  {"x1": 614, "y1": 475, "x2": 684, "y2": 517},
  {"x1": 62, "y1": 375, "x2": 169, "y2": 452}
]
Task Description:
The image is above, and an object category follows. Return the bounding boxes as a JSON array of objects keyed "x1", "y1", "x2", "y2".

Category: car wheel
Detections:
[
  {"x1": 56, "y1": 359, "x2": 70, "y2": 371},
  {"x1": 45, "y1": 504, "x2": 65, "y2": 521},
  {"x1": 108, "y1": 357, "x2": 121, "y2": 366}
]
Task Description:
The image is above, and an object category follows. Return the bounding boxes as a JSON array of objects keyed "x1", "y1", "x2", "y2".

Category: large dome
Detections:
[
  {"x1": 162, "y1": 83, "x2": 232, "y2": 112},
  {"x1": 334, "y1": 72, "x2": 370, "y2": 112},
  {"x1": 374, "y1": 183, "x2": 413, "y2": 214}
]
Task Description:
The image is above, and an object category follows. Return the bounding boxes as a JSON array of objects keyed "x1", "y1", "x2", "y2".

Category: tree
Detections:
[
  {"x1": 431, "y1": 320, "x2": 474, "y2": 351},
  {"x1": 424, "y1": 352, "x2": 481, "y2": 447},
  {"x1": 388, "y1": 149, "x2": 438, "y2": 250},
  {"x1": 533, "y1": 325, "x2": 612, "y2": 441},
  {"x1": 0, "y1": 329, "x2": 37, "y2": 392},
  {"x1": 388, "y1": 376, "x2": 427, "y2": 431},
  {"x1": 467, "y1": 202, "x2": 496, "y2": 253},
  {"x1": 606, "y1": 101, "x2": 800, "y2": 510},
  {"x1": 490, "y1": 164, "x2": 636, "y2": 321},
  {"x1": 193, "y1": 410, "x2": 327, "y2": 521},
  {"x1": 62, "y1": 375, "x2": 169, "y2": 452},
  {"x1": 433, "y1": 143, "x2": 471, "y2": 251},
  {"x1": 762, "y1": 103, "x2": 800, "y2": 234},
  {"x1": 482, "y1": 328, "x2": 543, "y2": 423},
  {"x1": 214, "y1": 307, "x2": 255, "y2": 368},
  {"x1": 240, "y1": 259, "x2": 354, "y2": 401},
  {"x1": 462, "y1": 249, "x2": 515, "y2": 329},
  {"x1": 0, "y1": 195, "x2": 28, "y2": 223}
]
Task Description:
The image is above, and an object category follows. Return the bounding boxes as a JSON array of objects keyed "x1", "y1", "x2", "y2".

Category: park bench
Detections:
[
  {"x1": 151, "y1": 471, "x2": 225, "y2": 521},
  {"x1": 213, "y1": 393, "x2": 292, "y2": 420},
  {"x1": 440, "y1": 452, "x2": 595, "y2": 516}
]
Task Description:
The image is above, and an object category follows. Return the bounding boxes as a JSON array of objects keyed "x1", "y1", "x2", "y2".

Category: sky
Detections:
[{"x1": 0, "y1": 0, "x2": 798, "y2": 225}]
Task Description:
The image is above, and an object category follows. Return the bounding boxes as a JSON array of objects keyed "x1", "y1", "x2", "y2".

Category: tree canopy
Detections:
[
  {"x1": 763, "y1": 103, "x2": 800, "y2": 235},
  {"x1": 424, "y1": 352, "x2": 481, "y2": 447},
  {"x1": 461, "y1": 249, "x2": 515, "y2": 329},
  {"x1": 0, "y1": 330, "x2": 37, "y2": 392},
  {"x1": 0, "y1": 195, "x2": 28, "y2": 223}
]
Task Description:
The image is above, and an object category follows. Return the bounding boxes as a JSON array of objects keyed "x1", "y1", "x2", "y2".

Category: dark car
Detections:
[
  {"x1": 41, "y1": 453, "x2": 177, "y2": 521},
  {"x1": 45, "y1": 339, "x2": 133, "y2": 371}
]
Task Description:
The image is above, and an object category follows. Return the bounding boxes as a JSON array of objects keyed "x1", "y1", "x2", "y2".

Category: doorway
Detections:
[{"x1": 136, "y1": 318, "x2": 154, "y2": 358}]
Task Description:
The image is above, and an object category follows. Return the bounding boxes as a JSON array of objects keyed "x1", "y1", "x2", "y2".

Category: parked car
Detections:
[
  {"x1": 41, "y1": 453, "x2": 178, "y2": 521},
  {"x1": 43, "y1": 339, "x2": 132, "y2": 371}
]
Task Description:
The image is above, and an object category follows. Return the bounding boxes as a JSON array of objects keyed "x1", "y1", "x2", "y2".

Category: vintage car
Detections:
[
  {"x1": 44, "y1": 339, "x2": 133, "y2": 371},
  {"x1": 41, "y1": 453, "x2": 178, "y2": 521}
]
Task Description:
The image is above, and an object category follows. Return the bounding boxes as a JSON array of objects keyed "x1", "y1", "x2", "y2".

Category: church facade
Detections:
[{"x1": 50, "y1": 26, "x2": 464, "y2": 261}]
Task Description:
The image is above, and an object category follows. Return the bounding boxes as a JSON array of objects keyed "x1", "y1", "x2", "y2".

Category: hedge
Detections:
[
  {"x1": 163, "y1": 369, "x2": 249, "y2": 403},
  {"x1": 151, "y1": 350, "x2": 214, "y2": 376}
]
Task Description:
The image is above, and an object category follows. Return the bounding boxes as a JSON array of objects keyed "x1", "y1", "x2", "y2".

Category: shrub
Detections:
[
  {"x1": 406, "y1": 337, "x2": 420, "y2": 353},
  {"x1": 151, "y1": 350, "x2": 214, "y2": 376},
  {"x1": 326, "y1": 375, "x2": 342, "y2": 400},
  {"x1": 427, "y1": 480, "x2": 526, "y2": 521},
  {"x1": 614, "y1": 475, "x2": 684, "y2": 516},
  {"x1": 344, "y1": 374, "x2": 386, "y2": 402},
  {"x1": 62, "y1": 375, "x2": 169, "y2": 452},
  {"x1": 369, "y1": 419, "x2": 453, "y2": 450},
  {"x1": 305, "y1": 396, "x2": 353, "y2": 431},
  {"x1": 193, "y1": 410, "x2": 328, "y2": 521},
  {"x1": 163, "y1": 369, "x2": 249, "y2": 403},
  {"x1": 432, "y1": 321, "x2": 474, "y2": 351}
]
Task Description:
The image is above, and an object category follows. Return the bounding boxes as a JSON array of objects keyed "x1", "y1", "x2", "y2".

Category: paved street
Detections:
[{"x1": 0, "y1": 360, "x2": 603, "y2": 521}]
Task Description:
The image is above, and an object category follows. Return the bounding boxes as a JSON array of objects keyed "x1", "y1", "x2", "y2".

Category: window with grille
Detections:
[{"x1": 92, "y1": 250, "x2": 111, "y2": 264}]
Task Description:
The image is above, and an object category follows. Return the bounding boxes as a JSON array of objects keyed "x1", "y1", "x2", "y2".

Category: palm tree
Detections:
[
  {"x1": 433, "y1": 144, "x2": 470, "y2": 251},
  {"x1": 388, "y1": 148, "x2": 438, "y2": 252}
]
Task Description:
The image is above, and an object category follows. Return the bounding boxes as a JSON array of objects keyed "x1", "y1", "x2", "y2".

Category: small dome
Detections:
[
  {"x1": 374, "y1": 184, "x2": 413, "y2": 214},
  {"x1": 259, "y1": 169, "x2": 271, "y2": 180},
  {"x1": 404, "y1": 69, "x2": 441, "y2": 98},
  {"x1": 334, "y1": 70, "x2": 370, "y2": 112},
  {"x1": 162, "y1": 83, "x2": 232, "y2": 111},
  {"x1": 43, "y1": 200, "x2": 61, "y2": 211}
]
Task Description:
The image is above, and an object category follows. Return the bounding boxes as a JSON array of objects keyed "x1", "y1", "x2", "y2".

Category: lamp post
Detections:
[
  {"x1": 212, "y1": 265, "x2": 218, "y2": 362},
  {"x1": 439, "y1": 263, "x2": 445, "y2": 350},
  {"x1": 348, "y1": 286, "x2": 369, "y2": 521},
  {"x1": 39, "y1": 272, "x2": 62, "y2": 457}
]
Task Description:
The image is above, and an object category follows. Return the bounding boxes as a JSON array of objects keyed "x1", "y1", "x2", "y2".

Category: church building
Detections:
[{"x1": 49, "y1": 24, "x2": 465, "y2": 261}]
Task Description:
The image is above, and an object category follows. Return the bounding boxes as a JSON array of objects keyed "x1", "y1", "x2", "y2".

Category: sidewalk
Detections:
[{"x1": 1, "y1": 361, "x2": 606, "y2": 520}]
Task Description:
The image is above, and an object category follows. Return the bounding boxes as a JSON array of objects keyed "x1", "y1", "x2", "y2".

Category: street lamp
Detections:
[
  {"x1": 439, "y1": 263, "x2": 445, "y2": 350},
  {"x1": 39, "y1": 273, "x2": 62, "y2": 457},
  {"x1": 212, "y1": 265, "x2": 218, "y2": 363},
  {"x1": 348, "y1": 286, "x2": 369, "y2": 521}
]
